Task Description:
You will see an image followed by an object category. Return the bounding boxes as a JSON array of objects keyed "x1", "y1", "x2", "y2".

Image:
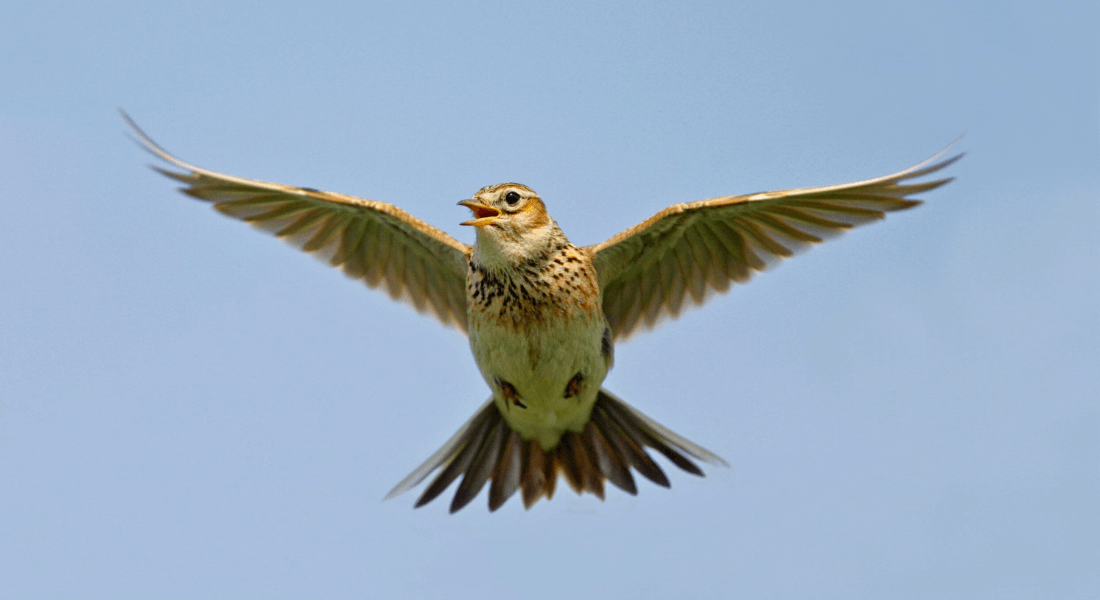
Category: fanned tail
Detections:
[{"x1": 385, "y1": 389, "x2": 727, "y2": 513}]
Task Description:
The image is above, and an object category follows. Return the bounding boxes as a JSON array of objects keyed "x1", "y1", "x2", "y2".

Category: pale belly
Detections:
[{"x1": 468, "y1": 312, "x2": 609, "y2": 449}]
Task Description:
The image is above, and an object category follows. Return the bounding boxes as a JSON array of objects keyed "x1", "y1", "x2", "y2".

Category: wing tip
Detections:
[{"x1": 120, "y1": 109, "x2": 204, "y2": 174}]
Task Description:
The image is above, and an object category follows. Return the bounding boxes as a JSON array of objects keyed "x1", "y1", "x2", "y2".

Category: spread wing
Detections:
[
  {"x1": 124, "y1": 112, "x2": 471, "y2": 332},
  {"x1": 588, "y1": 147, "x2": 962, "y2": 341}
]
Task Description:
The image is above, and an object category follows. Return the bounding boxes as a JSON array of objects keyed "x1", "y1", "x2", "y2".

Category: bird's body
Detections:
[
  {"x1": 463, "y1": 185, "x2": 609, "y2": 448},
  {"x1": 124, "y1": 112, "x2": 961, "y2": 512}
]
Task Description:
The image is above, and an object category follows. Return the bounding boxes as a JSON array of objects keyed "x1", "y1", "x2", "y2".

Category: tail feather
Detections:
[
  {"x1": 387, "y1": 389, "x2": 725, "y2": 513},
  {"x1": 385, "y1": 399, "x2": 494, "y2": 501},
  {"x1": 449, "y1": 416, "x2": 506, "y2": 513},
  {"x1": 583, "y1": 418, "x2": 637, "y2": 495},
  {"x1": 591, "y1": 404, "x2": 670, "y2": 487},
  {"x1": 488, "y1": 430, "x2": 523, "y2": 510},
  {"x1": 410, "y1": 403, "x2": 495, "y2": 508}
]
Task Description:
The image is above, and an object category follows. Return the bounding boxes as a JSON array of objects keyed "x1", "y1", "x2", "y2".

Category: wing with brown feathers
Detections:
[
  {"x1": 588, "y1": 148, "x2": 962, "y2": 340},
  {"x1": 124, "y1": 112, "x2": 471, "y2": 332}
]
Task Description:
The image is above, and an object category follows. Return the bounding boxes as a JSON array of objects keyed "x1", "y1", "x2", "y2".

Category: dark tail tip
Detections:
[{"x1": 388, "y1": 389, "x2": 726, "y2": 513}]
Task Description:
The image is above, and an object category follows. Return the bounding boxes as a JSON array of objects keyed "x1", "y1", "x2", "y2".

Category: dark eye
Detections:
[{"x1": 504, "y1": 191, "x2": 521, "y2": 206}]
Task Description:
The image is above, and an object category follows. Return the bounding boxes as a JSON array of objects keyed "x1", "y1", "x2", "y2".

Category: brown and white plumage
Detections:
[
  {"x1": 123, "y1": 112, "x2": 471, "y2": 332},
  {"x1": 126, "y1": 111, "x2": 959, "y2": 512},
  {"x1": 590, "y1": 150, "x2": 961, "y2": 340}
]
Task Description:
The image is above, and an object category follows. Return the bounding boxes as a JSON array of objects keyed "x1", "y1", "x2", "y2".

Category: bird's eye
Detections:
[{"x1": 504, "y1": 191, "x2": 521, "y2": 206}]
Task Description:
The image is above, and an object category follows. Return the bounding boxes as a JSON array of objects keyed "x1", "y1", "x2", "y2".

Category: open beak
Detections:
[{"x1": 458, "y1": 199, "x2": 502, "y2": 227}]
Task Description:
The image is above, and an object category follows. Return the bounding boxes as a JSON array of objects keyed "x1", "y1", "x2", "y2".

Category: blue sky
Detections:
[{"x1": 1, "y1": 1, "x2": 1097, "y2": 598}]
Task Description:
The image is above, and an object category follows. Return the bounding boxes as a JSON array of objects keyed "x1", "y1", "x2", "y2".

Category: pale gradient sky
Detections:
[{"x1": 1, "y1": 1, "x2": 1097, "y2": 598}]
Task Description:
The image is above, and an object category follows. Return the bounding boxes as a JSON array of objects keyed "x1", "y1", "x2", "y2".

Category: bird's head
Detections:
[{"x1": 459, "y1": 183, "x2": 557, "y2": 266}]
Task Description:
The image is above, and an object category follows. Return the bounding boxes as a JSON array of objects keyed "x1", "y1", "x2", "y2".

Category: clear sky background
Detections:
[{"x1": 1, "y1": 1, "x2": 1097, "y2": 598}]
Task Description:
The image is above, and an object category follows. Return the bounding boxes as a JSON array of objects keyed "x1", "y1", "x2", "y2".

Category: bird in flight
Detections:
[{"x1": 124, "y1": 112, "x2": 960, "y2": 513}]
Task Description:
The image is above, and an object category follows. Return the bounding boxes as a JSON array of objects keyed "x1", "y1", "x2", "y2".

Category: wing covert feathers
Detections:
[
  {"x1": 387, "y1": 389, "x2": 725, "y2": 513},
  {"x1": 589, "y1": 146, "x2": 962, "y2": 340},
  {"x1": 123, "y1": 111, "x2": 472, "y2": 332}
]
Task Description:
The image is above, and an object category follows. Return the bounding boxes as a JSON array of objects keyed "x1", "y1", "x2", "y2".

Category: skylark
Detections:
[{"x1": 124, "y1": 112, "x2": 960, "y2": 513}]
